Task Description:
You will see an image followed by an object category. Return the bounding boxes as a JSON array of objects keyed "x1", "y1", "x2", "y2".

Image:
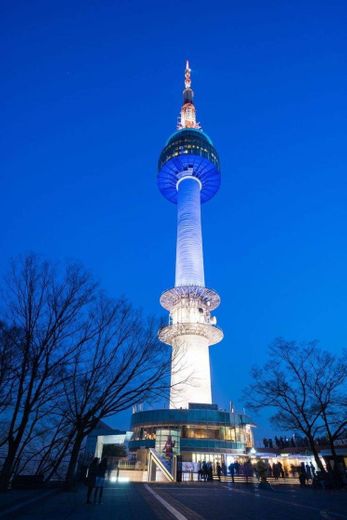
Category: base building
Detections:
[{"x1": 128, "y1": 63, "x2": 254, "y2": 480}]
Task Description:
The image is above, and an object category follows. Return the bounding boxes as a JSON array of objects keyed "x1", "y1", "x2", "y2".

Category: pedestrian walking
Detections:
[
  {"x1": 216, "y1": 463, "x2": 222, "y2": 481},
  {"x1": 94, "y1": 457, "x2": 108, "y2": 504},
  {"x1": 86, "y1": 457, "x2": 99, "y2": 504}
]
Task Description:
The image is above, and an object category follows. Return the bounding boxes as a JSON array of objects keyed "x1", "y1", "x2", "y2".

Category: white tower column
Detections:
[
  {"x1": 170, "y1": 334, "x2": 211, "y2": 408},
  {"x1": 159, "y1": 173, "x2": 223, "y2": 409}
]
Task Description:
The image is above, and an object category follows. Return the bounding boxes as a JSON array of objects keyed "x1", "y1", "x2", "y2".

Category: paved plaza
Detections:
[{"x1": 1, "y1": 482, "x2": 347, "y2": 520}]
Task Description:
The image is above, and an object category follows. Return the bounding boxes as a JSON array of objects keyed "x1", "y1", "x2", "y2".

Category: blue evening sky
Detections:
[{"x1": 1, "y1": 0, "x2": 346, "y2": 440}]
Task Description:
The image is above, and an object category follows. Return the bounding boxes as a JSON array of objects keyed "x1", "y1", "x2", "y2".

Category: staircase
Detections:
[{"x1": 148, "y1": 449, "x2": 177, "y2": 482}]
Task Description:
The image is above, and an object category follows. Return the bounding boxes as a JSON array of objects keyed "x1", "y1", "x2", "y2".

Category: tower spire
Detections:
[
  {"x1": 178, "y1": 60, "x2": 201, "y2": 130},
  {"x1": 184, "y1": 60, "x2": 191, "y2": 89}
]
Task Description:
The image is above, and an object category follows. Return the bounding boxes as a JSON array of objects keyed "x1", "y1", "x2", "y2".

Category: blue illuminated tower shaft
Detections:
[{"x1": 176, "y1": 176, "x2": 204, "y2": 287}]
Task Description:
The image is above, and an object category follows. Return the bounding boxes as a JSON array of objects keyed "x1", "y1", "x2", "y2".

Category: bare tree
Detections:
[
  {"x1": 244, "y1": 339, "x2": 347, "y2": 475},
  {"x1": 307, "y1": 349, "x2": 347, "y2": 466},
  {"x1": 0, "y1": 255, "x2": 96, "y2": 490},
  {"x1": 59, "y1": 295, "x2": 172, "y2": 488},
  {"x1": 0, "y1": 255, "x2": 185, "y2": 490}
]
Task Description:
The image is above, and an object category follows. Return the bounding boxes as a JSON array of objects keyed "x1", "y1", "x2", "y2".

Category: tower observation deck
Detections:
[{"x1": 157, "y1": 61, "x2": 223, "y2": 409}]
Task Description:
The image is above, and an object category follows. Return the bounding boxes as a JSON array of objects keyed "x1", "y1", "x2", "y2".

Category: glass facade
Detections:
[
  {"x1": 131, "y1": 408, "x2": 251, "y2": 429},
  {"x1": 128, "y1": 408, "x2": 254, "y2": 455},
  {"x1": 159, "y1": 129, "x2": 220, "y2": 172}
]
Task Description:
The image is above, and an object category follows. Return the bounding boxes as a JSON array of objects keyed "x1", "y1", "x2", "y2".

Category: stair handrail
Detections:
[{"x1": 148, "y1": 448, "x2": 176, "y2": 481}]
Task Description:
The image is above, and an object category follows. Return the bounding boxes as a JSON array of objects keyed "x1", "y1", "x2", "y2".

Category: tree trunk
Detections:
[
  {"x1": 322, "y1": 416, "x2": 344, "y2": 486},
  {"x1": 321, "y1": 414, "x2": 339, "y2": 469},
  {"x1": 306, "y1": 434, "x2": 325, "y2": 473},
  {"x1": 0, "y1": 440, "x2": 19, "y2": 491},
  {"x1": 44, "y1": 431, "x2": 75, "y2": 482},
  {"x1": 0, "y1": 404, "x2": 35, "y2": 491},
  {"x1": 64, "y1": 432, "x2": 84, "y2": 490}
]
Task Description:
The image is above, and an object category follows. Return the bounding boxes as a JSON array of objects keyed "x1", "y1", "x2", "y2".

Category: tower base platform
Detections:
[{"x1": 128, "y1": 402, "x2": 254, "y2": 481}]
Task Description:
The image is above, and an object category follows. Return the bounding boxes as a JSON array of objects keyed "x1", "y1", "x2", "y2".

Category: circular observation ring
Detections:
[
  {"x1": 157, "y1": 129, "x2": 221, "y2": 204},
  {"x1": 160, "y1": 286, "x2": 221, "y2": 312}
]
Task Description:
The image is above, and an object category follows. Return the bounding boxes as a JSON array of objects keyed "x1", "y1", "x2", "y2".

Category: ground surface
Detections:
[{"x1": 1, "y1": 481, "x2": 347, "y2": 519}]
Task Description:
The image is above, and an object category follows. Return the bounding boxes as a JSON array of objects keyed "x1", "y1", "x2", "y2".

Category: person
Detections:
[
  {"x1": 255, "y1": 459, "x2": 267, "y2": 484},
  {"x1": 207, "y1": 461, "x2": 213, "y2": 481},
  {"x1": 300, "y1": 462, "x2": 307, "y2": 486},
  {"x1": 86, "y1": 457, "x2": 99, "y2": 504},
  {"x1": 267, "y1": 463, "x2": 273, "y2": 478},
  {"x1": 273, "y1": 462, "x2": 280, "y2": 480},
  {"x1": 228, "y1": 462, "x2": 235, "y2": 483},
  {"x1": 277, "y1": 461, "x2": 284, "y2": 478},
  {"x1": 299, "y1": 463, "x2": 307, "y2": 487},
  {"x1": 201, "y1": 461, "x2": 208, "y2": 482},
  {"x1": 94, "y1": 458, "x2": 108, "y2": 504},
  {"x1": 196, "y1": 461, "x2": 202, "y2": 481},
  {"x1": 244, "y1": 460, "x2": 253, "y2": 483},
  {"x1": 216, "y1": 462, "x2": 222, "y2": 482},
  {"x1": 177, "y1": 458, "x2": 182, "y2": 482},
  {"x1": 310, "y1": 462, "x2": 316, "y2": 478},
  {"x1": 221, "y1": 462, "x2": 227, "y2": 478}
]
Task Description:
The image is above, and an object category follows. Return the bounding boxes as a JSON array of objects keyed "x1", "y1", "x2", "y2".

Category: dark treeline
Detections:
[
  {"x1": 262, "y1": 434, "x2": 346, "y2": 450},
  {"x1": 0, "y1": 255, "x2": 174, "y2": 491}
]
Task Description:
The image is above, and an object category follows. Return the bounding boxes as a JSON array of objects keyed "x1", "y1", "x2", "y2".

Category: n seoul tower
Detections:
[{"x1": 158, "y1": 61, "x2": 223, "y2": 409}]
